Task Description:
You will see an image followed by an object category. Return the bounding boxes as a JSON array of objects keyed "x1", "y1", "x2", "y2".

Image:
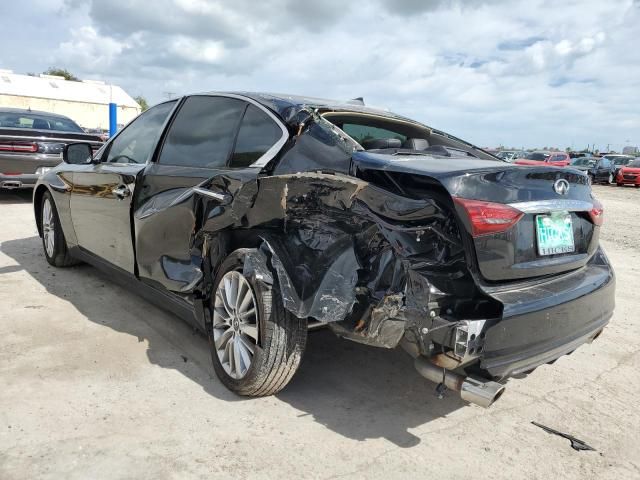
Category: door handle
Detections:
[{"x1": 112, "y1": 185, "x2": 131, "y2": 199}]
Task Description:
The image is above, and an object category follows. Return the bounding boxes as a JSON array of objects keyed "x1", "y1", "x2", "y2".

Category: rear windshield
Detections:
[
  {"x1": 0, "y1": 112, "x2": 84, "y2": 133},
  {"x1": 571, "y1": 158, "x2": 594, "y2": 166},
  {"x1": 340, "y1": 124, "x2": 406, "y2": 144},
  {"x1": 525, "y1": 152, "x2": 549, "y2": 161},
  {"x1": 607, "y1": 156, "x2": 632, "y2": 165}
]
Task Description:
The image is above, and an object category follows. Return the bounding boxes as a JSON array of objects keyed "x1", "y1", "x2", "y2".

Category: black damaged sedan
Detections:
[{"x1": 33, "y1": 92, "x2": 615, "y2": 407}]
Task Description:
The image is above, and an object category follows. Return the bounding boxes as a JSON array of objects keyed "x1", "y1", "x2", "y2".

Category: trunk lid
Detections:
[{"x1": 351, "y1": 152, "x2": 599, "y2": 282}]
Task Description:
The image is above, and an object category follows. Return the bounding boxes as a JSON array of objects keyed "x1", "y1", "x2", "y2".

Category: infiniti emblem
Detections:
[{"x1": 554, "y1": 179, "x2": 570, "y2": 195}]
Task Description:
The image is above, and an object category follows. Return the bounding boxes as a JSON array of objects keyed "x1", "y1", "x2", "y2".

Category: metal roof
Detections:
[{"x1": 0, "y1": 71, "x2": 140, "y2": 108}]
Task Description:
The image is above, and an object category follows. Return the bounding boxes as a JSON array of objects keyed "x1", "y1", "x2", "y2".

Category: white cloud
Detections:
[{"x1": 1, "y1": 0, "x2": 638, "y2": 150}]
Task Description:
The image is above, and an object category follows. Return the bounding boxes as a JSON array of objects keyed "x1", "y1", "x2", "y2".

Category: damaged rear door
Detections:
[{"x1": 133, "y1": 94, "x2": 287, "y2": 298}]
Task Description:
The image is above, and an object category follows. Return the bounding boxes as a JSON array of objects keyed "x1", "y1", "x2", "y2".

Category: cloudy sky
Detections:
[{"x1": 1, "y1": 0, "x2": 638, "y2": 150}]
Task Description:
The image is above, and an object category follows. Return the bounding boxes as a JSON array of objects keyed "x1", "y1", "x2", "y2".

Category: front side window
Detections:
[
  {"x1": 106, "y1": 101, "x2": 176, "y2": 164},
  {"x1": 230, "y1": 105, "x2": 283, "y2": 167},
  {"x1": 159, "y1": 96, "x2": 246, "y2": 168}
]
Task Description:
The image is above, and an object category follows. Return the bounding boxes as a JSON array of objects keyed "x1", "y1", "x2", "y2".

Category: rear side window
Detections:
[
  {"x1": 159, "y1": 96, "x2": 245, "y2": 168},
  {"x1": 230, "y1": 105, "x2": 282, "y2": 167}
]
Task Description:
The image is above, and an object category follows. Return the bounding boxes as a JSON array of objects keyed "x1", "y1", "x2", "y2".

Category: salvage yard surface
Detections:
[{"x1": 0, "y1": 185, "x2": 639, "y2": 479}]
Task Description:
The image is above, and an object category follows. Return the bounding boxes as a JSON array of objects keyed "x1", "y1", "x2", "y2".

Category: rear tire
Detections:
[
  {"x1": 40, "y1": 191, "x2": 79, "y2": 267},
  {"x1": 208, "y1": 249, "x2": 307, "y2": 396}
]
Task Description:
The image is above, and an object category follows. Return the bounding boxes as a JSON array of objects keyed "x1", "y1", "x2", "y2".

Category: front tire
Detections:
[
  {"x1": 208, "y1": 249, "x2": 307, "y2": 396},
  {"x1": 40, "y1": 191, "x2": 79, "y2": 267},
  {"x1": 608, "y1": 173, "x2": 614, "y2": 185}
]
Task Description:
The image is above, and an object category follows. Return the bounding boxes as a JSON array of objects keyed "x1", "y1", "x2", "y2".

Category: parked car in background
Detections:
[
  {"x1": 84, "y1": 128, "x2": 110, "y2": 142},
  {"x1": 514, "y1": 151, "x2": 571, "y2": 167},
  {"x1": 33, "y1": 92, "x2": 613, "y2": 407},
  {"x1": 0, "y1": 108, "x2": 103, "y2": 189},
  {"x1": 585, "y1": 156, "x2": 617, "y2": 184},
  {"x1": 496, "y1": 150, "x2": 526, "y2": 162},
  {"x1": 602, "y1": 154, "x2": 634, "y2": 178},
  {"x1": 616, "y1": 158, "x2": 640, "y2": 187}
]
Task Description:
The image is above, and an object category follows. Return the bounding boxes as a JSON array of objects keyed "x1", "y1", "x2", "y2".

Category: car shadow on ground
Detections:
[
  {"x1": 1, "y1": 235, "x2": 466, "y2": 447},
  {"x1": 0, "y1": 189, "x2": 32, "y2": 204}
]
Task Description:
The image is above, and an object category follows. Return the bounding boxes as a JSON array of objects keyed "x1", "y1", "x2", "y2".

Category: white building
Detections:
[{"x1": 0, "y1": 70, "x2": 141, "y2": 130}]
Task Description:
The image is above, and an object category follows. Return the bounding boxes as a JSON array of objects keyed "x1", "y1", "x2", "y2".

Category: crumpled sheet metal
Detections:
[
  {"x1": 192, "y1": 171, "x2": 467, "y2": 336},
  {"x1": 241, "y1": 239, "x2": 360, "y2": 323}
]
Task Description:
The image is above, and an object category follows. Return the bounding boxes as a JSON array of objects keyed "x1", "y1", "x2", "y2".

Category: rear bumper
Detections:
[
  {"x1": 0, "y1": 153, "x2": 61, "y2": 189},
  {"x1": 478, "y1": 248, "x2": 615, "y2": 379}
]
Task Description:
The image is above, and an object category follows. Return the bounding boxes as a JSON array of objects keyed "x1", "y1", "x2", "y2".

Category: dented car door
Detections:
[{"x1": 132, "y1": 95, "x2": 286, "y2": 299}]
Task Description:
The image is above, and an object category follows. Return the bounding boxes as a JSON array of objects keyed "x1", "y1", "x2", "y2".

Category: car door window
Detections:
[
  {"x1": 230, "y1": 105, "x2": 283, "y2": 167},
  {"x1": 158, "y1": 96, "x2": 246, "y2": 168},
  {"x1": 105, "y1": 101, "x2": 176, "y2": 164}
]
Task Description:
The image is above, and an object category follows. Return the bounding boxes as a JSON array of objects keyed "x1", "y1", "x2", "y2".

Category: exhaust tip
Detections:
[
  {"x1": 460, "y1": 376, "x2": 506, "y2": 408},
  {"x1": 1, "y1": 181, "x2": 22, "y2": 189}
]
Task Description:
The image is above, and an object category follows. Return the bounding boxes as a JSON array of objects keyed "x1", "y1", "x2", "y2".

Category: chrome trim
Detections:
[
  {"x1": 193, "y1": 92, "x2": 289, "y2": 168},
  {"x1": 509, "y1": 199, "x2": 593, "y2": 214},
  {"x1": 192, "y1": 186, "x2": 228, "y2": 202},
  {"x1": 0, "y1": 134, "x2": 102, "y2": 144}
]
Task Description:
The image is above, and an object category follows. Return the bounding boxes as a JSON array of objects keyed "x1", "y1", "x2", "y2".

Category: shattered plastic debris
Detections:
[{"x1": 531, "y1": 421, "x2": 596, "y2": 452}]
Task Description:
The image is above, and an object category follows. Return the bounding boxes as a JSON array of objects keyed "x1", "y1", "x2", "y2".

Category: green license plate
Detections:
[{"x1": 536, "y1": 212, "x2": 575, "y2": 256}]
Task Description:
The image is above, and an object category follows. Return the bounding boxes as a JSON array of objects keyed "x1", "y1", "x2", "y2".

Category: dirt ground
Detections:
[{"x1": 0, "y1": 185, "x2": 639, "y2": 479}]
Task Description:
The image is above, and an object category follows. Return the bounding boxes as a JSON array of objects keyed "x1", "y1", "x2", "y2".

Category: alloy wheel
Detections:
[
  {"x1": 42, "y1": 198, "x2": 55, "y2": 258},
  {"x1": 212, "y1": 271, "x2": 259, "y2": 379}
]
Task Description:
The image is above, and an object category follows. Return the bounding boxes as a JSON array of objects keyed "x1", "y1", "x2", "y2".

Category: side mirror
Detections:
[{"x1": 63, "y1": 143, "x2": 94, "y2": 164}]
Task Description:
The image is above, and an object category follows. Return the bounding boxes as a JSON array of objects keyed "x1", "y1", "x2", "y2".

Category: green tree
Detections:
[
  {"x1": 43, "y1": 67, "x2": 79, "y2": 81},
  {"x1": 134, "y1": 95, "x2": 149, "y2": 112}
]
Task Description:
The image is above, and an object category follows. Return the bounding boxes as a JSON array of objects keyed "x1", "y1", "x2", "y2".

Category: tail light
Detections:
[
  {"x1": 453, "y1": 197, "x2": 524, "y2": 237},
  {"x1": 589, "y1": 198, "x2": 604, "y2": 226},
  {"x1": 0, "y1": 142, "x2": 38, "y2": 153}
]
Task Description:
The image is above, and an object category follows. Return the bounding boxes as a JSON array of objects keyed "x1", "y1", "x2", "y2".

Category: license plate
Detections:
[{"x1": 536, "y1": 212, "x2": 575, "y2": 256}]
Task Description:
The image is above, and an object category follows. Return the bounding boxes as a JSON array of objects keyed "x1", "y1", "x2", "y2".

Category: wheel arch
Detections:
[{"x1": 33, "y1": 184, "x2": 50, "y2": 238}]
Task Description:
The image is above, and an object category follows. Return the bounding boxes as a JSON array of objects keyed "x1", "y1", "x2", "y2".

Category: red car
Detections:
[
  {"x1": 616, "y1": 158, "x2": 640, "y2": 187},
  {"x1": 515, "y1": 151, "x2": 571, "y2": 167}
]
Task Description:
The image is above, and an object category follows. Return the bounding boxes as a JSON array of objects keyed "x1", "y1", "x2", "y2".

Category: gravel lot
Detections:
[{"x1": 1, "y1": 185, "x2": 639, "y2": 479}]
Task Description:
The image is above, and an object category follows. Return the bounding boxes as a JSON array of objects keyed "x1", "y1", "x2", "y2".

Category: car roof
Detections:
[
  {"x1": 0, "y1": 107, "x2": 74, "y2": 120},
  {"x1": 198, "y1": 91, "x2": 418, "y2": 125}
]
